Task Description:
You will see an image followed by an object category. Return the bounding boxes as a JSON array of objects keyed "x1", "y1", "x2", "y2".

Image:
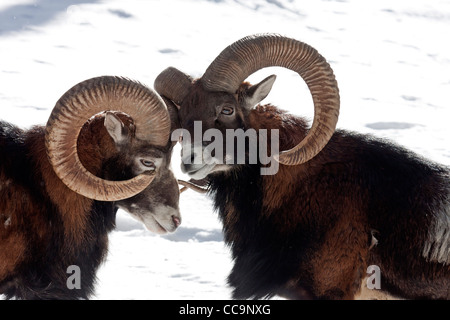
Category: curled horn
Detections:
[
  {"x1": 202, "y1": 33, "x2": 340, "y2": 166},
  {"x1": 154, "y1": 67, "x2": 193, "y2": 106},
  {"x1": 45, "y1": 76, "x2": 171, "y2": 201}
]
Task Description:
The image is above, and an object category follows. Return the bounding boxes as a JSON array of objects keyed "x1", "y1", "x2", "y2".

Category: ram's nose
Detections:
[{"x1": 172, "y1": 215, "x2": 181, "y2": 228}]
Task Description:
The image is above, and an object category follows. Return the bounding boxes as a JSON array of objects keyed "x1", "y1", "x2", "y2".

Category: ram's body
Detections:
[
  {"x1": 0, "y1": 120, "x2": 112, "y2": 299},
  {"x1": 155, "y1": 34, "x2": 450, "y2": 299},
  {"x1": 207, "y1": 105, "x2": 450, "y2": 299},
  {"x1": 0, "y1": 77, "x2": 181, "y2": 299}
]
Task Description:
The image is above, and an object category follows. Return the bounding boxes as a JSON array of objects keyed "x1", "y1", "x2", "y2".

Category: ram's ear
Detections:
[
  {"x1": 243, "y1": 75, "x2": 276, "y2": 110},
  {"x1": 104, "y1": 111, "x2": 128, "y2": 146}
]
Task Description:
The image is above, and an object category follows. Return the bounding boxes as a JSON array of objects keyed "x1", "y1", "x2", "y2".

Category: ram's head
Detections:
[
  {"x1": 155, "y1": 34, "x2": 340, "y2": 180},
  {"x1": 45, "y1": 76, "x2": 181, "y2": 233}
]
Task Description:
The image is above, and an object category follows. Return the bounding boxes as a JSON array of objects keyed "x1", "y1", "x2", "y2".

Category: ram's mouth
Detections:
[
  {"x1": 146, "y1": 216, "x2": 166, "y2": 234},
  {"x1": 181, "y1": 163, "x2": 216, "y2": 180}
]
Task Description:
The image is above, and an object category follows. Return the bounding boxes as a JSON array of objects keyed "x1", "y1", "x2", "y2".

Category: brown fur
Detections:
[
  {"x1": 29, "y1": 130, "x2": 94, "y2": 254},
  {"x1": 172, "y1": 76, "x2": 449, "y2": 299},
  {"x1": 249, "y1": 105, "x2": 309, "y2": 214},
  {"x1": 0, "y1": 110, "x2": 179, "y2": 299},
  {"x1": 0, "y1": 120, "x2": 105, "y2": 284}
]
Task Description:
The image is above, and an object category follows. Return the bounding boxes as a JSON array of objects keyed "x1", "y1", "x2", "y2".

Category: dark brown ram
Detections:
[
  {"x1": 0, "y1": 76, "x2": 181, "y2": 299},
  {"x1": 155, "y1": 34, "x2": 449, "y2": 299}
]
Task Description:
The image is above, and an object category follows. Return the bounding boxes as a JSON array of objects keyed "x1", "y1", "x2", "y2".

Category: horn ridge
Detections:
[
  {"x1": 202, "y1": 34, "x2": 340, "y2": 165},
  {"x1": 45, "y1": 76, "x2": 169, "y2": 201},
  {"x1": 154, "y1": 67, "x2": 193, "y2": 105}
]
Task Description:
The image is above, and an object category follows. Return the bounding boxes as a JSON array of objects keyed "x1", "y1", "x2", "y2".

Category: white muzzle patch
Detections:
[{"x1": 141, "y1": 205, "x2": 181, "y2": 235}]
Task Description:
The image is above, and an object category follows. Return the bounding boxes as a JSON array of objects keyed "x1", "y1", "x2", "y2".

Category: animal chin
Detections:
[
  {"x1": 126, "y1": 211, "x2": 169, "y2": 234},
  {"x1": 145, "y1": 211, "x2": 181, "y2": 235},
  {"x1": 144, "y1": 216, "x2": 169, "y2": 234}
]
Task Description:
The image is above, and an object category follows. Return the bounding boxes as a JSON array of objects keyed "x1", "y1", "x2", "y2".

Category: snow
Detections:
[{"x1": 0, "y1": 0, "x2": 449, "y2": 300}]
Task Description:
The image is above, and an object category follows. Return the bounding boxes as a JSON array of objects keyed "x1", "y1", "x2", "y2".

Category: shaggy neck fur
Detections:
[
  {"x1": 206, "y1": 105, "x2": 450, "y2": 300},
  {"x1": 0, "y1": 118, "x2": 117, "y2": 299},
  {"x1": 207, "y1": 106, "x2": 313, "y2": 299}
]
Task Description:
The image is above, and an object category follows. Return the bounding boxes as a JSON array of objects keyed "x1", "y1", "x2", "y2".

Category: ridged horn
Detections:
[
  {"x1": 178, "y1": 179, "x2": 209, "y2": 194},
  {"x1": 154, "y1": 67, "x2": 193, "y2": 105},
  {"x1": 45, "y1": 76, "x2": 171, "y2": 201},
  {"x1": 202, "y1": 33, "x2": 340, "y2": 166}
]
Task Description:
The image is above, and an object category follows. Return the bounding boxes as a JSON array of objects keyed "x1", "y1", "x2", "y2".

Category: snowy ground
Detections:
[{"x1": 0, "y1": 0, "x2": 449, "y2": 299}]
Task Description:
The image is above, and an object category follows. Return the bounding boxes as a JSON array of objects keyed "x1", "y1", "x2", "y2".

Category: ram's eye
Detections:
[
  {"x1": 221, "y1": 106, "x2": 234, "y2": 115},
  {"x1": 140, "y1": 159, "x2": 156, "y2": 171}
]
